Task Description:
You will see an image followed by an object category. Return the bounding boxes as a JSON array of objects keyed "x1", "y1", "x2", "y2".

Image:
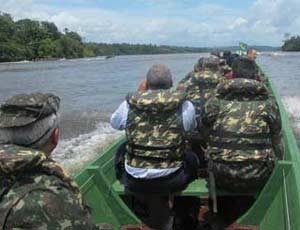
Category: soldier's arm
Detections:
[
  {"x1": 110, "y1": 100, "x2": 129, "y2": 130},
  {"x1": 182, "y1": 100, "x2": 197, "y2": 131},
  {"x1": 5, "y1": 188, "x2": 99, "y2": 230}
]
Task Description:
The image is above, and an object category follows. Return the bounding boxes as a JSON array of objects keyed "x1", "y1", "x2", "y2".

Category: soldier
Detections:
[
  {"x1": 184, "y1": 57, "x2": 223, "y2": 118},
  {"x1": 0, "y1": 93, "x2": 100, "y2": 229},
  {"x1": 178, "y1": 57, "x2": 224, "y2": 174},
  {"x1": 220, "y1": 51, "x2": 232, "y2": 75},
  {"x1": 111, "y1": 64, "x2": 199, "y2": 229},
  {"x1": 202, "y1": 57, "x2": 282, "y2": 193}
]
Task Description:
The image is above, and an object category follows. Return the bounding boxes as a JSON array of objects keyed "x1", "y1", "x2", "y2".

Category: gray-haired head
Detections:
[
  {"x1": 146, "y1": 64, "x2": 173, "y2": 90},
  {"x1": 0, "y1": 93, "x2": 60, "y2": 149}
]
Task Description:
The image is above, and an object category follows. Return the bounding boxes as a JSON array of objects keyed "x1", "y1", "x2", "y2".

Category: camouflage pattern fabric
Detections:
[
  {"x1": 221, "y1": 64, "x2": 232, "y2": 75},
  {"x1": 0, "y1": 93, "x2": 60, "y2": 128},
  {"x1": 0, "y1": 144, "x2": 99, "y2": 229},
  {"x1": 203, "y1": 78, "x2": 281, "y2": 192},
  {"x1": 213, "y1": 156, "x2": 275, "y2": 193},
  {"x1": 126, "y1": 89, "x2": 186, "y2": 169},
  {"x1": 186, "y1": 70, "x2": 223, "y2": 115}
]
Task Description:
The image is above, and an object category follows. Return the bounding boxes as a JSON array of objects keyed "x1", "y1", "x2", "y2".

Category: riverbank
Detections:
[{"x1": 1, "y1": 12, "x2": 280, "y2": 63}]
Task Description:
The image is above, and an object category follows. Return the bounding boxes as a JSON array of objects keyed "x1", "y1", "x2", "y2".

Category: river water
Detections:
[{"x1": 0, "y1": 52, "x2": 299, "y2": 173}]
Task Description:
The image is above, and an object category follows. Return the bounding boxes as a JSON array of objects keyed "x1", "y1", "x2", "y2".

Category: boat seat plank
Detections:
[{"x1": 112, "y1": 179, "x2": 209, "y2": 197}]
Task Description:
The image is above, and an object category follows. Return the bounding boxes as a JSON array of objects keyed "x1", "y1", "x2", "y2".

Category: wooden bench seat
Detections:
[{"x1": 112, "y1": 179, "x2": 209, "y2": 197}]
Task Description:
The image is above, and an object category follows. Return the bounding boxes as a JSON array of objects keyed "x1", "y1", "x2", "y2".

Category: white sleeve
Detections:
[
  {"x1": 181, "y1": 100, "x2": 197, "y2": 131},
  {"x1": 110, "y1": 101, "x2": 129, "y2": 130}
]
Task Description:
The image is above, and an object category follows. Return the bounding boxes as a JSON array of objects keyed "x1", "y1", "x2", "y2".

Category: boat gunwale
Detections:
[{"x1": 74, "y1": 64, "x2": 300, "y2": 230}]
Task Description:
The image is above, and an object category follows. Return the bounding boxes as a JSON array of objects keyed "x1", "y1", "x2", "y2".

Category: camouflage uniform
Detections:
[
  {"x1": 210, "y1": 54, "x2": 231, "y2": 76},
  {"x1": 125, "y1": 89, "x2": 186, "y2": 169},
  {"x1": 185, "y1": 70, "x2": 223, "y2": 116},
  {"x1": 180, "y1": 58, "x2": 223, "y2": 117},
  {"x1": 203, "y1": 79, "x2": 282, "y2": 192},
  {"x1": 221, "y1": 64, "x2": 232, "y2": 76},
  {"x1": 0, "y1": 93, "x2": 99, "y2": 230}
]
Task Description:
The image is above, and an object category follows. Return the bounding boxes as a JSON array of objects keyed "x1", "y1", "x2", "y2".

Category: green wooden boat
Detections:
[{"x1": 75, "y1": 70, "x2": 300, "y2": 230}]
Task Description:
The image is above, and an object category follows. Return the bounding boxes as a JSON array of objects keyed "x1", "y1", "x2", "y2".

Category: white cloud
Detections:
[
  {"x1": 228, "y1": 17, "x2": 247, "y2": 30},
  {"x1": 1, "y1": 0, "x2": 300, "y2": 46}
]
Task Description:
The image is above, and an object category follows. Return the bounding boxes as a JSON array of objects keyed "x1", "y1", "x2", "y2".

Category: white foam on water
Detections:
[
  {"x1": 282, "y1": 96, "x2": 300, "y2": 140},
  {"x1": 53, "y1": 122, "x2": 123, "y2": 174},
  {"x1": 271, "y1": 52, "x2": 285, "y2": 57},
  {"x1": 0, "y1": 60, "x2": 31, "y2": 65},
  {"x1": 282, "y1": 96, "x2": 300, "y2": 120},
  {"x1": 83, "y1": 56, "x2": 106, "y2": 61}
]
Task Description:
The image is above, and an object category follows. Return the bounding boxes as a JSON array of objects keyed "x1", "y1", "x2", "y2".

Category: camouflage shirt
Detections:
[
  {"x1": 125, "y1": 89, "x2": 186, "y2": 169},
  {"x1": 0, "y1": 144, "x2": 98, "y2": 230},
  {"x1": 203, "y1": 78, "x2": 281, "y2": 160}
]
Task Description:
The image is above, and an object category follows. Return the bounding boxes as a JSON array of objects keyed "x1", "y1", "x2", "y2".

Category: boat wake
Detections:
[
  {"x1": 53, "y1": 122, "x2": 122, "y2": 175},
  {"x1": 282, "y1": 96, "x2": 300, "y2": 144}
]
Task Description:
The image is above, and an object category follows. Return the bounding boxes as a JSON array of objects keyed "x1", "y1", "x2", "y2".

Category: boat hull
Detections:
[{"x1": 75, "y1": 69, "x2": 300, "y2": 230}]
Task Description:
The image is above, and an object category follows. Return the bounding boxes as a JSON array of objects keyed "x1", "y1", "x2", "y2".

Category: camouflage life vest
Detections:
[
  {"x1": 126, "y1": 89, "x2": 186, "y2": 169},
  {"x1": 186, "y1": 70, "x2": 222, "y2": 115},
  {"x1": 0, "y1": 144, "x2": 85, "y2": 228},
  {"x1": 207, "y1": 79, "x2": 277, "y2": 192}
]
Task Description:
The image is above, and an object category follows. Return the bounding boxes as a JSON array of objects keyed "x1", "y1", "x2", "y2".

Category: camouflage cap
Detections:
[{"x1": 0, "y1": 93, "x2": 60, "y2": 128}]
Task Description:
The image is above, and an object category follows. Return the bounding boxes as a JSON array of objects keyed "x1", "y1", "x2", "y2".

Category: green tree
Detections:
[
  {"x1": 37, "y1": 38, "x2": 56, "y2": 58},
  {"x1": 282, "y1": 35, "x2": 300, "y2": 51},
  {"x1": 41, "y1": 21, "x2": 61, "y2": 40},
  {"x1": 54, "y1": 35, "x2": 84, "y2": 58},
  {"x1": 0, "y1": 12, "x2": 15, "y2": 42},
  {"x1": 15, "y1": 19, "x2": 47, "y2": 44},
  {"x1": 65, "y1": 31, "x2": 82, "y2": 43},
  {"x1": 0, "y1": 42, "x2": 29, "y2": 62}
]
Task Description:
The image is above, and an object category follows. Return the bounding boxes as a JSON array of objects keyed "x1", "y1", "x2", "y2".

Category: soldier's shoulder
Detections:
[{"x1": 6, "y1": 175, "x2": 94, "y2": 229}]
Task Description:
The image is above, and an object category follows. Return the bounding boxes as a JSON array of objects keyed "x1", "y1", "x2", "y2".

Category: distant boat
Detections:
[{"x1": 105, "y1": 55, "x2": 115, "y2": 59}]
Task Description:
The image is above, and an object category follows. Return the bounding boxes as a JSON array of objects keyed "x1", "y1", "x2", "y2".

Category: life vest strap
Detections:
[
  {"x1": 209, "y1": 141, "x2": 272, "y2": 150},
  {"x1": 210, "y1": 130, "x2": 271, "y2": 139},
  {"x1": 127, "y1": 144, "x2": 184, "y2": 161}
]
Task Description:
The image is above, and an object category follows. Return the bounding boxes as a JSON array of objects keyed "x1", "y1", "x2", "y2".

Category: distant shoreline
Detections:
[
  {"x1": 1, "y1": 49, "x2": 283, "y2": 64},
  {"x1": 0, "y1": 12, "x2": 282, "y2": 63}
]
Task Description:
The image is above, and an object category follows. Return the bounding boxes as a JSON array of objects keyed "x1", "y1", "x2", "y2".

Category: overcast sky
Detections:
[{"x1": 1, "y1": 0, "x2": 299, "y2": 47}]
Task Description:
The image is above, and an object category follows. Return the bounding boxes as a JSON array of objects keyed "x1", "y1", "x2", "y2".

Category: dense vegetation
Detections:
[
  {"x1": 282, "y1": 35, "x2": 300, "y2": 51},
  {"x1": 0, "y1": 12, "x2": 279, "y2": 62},
  {"x1": 0, "y1": 12, "x2": 210, "y2": 62},
  {"x1": 0, "y1": 12, "x2": 86, "y2": 62}
]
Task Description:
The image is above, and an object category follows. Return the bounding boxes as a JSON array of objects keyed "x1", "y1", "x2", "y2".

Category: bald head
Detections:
[{"x1": 146, "y1": 64, "x2": 173, "y2": 90}]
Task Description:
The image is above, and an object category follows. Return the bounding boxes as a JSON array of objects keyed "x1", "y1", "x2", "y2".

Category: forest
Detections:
[
  {"x1": 0, "y1": 12, "x2": 279, "y2": 62},
  {"x1": 282, "y1": 35, "x2": 300, "y2": 51},
  {"x1": 0, "y1": 12, "x2": 210, "y2": 62}
]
